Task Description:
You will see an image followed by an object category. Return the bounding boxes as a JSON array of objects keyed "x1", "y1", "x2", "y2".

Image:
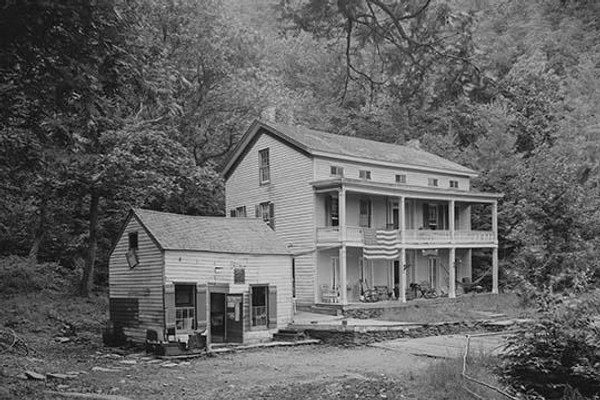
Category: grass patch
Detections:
[
  {"x1": 408, "y1": 350, "x2": 510, "y2": 400},
  {"x1": 378, "y1": 293, "x2": 535, "y2": 323}
]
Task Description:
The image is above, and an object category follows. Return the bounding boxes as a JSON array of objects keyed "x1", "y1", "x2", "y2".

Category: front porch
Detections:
[{"x1": 315, "y1": 247, "x2": 497, "y2": 306}]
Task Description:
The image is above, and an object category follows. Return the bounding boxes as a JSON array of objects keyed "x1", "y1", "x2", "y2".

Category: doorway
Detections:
[{"x1": 210, "y1": 293, "x2": 243, "y2": 344}]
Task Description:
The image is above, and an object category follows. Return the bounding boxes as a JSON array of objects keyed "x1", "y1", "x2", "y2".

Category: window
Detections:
[
  {"x1": 251, "y1": 285, "x2": 268, "y2": 327},
  {"x1": 326, "y1": 195, "x2": 339, "y2": 227},
  {"x1": 359, "y1": 199, "x2": 372, "y2": 228},
  {"x1": 258, "y1": 148, "x2": 270, "y2": 184},
  {"x1": 126, "y1": 232, "x2": 139, "y2": 269},
  {"x1": 330, "y1": 166, "x2": 344, "y2": 176},
  {"x1": 256, "y1": 202, "x2": 275, "y2": 229},
  {"x1": 230, "y1": 206, "x2": 247, "y2": 217},
  {"x1": 175, "y1": 284, "x2": 195, "y2": 331},
  {"x1": 428, "y1": 205, "x2": 438, "y2": 229},
  {"x1": 450, "y1": 180, "x2": 459, "y2": 189},
  {"x1": 395, "y1": 174, "x2": 406, "y2": 184},
  {"x1": 359, "y1": 170, "x2": 371, "y2": 180},
  {"x1": 428, "y1": 178, "x2": 439, "y2": 187}
]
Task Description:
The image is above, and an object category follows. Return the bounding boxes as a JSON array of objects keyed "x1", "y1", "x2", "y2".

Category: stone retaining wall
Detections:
[{"x1": 304, "y1": 321, "x2": 496, "y2": 347}]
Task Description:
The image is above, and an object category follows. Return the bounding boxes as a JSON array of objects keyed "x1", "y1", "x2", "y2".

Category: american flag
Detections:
[{"x1": 363, "y1": 229, "x2": 400, "y2": 259}]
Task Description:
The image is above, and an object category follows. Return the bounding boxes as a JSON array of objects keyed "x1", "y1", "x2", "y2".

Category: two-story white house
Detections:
[{"x1": 222, "y1": 120, "x2": 502, "y2": 307}]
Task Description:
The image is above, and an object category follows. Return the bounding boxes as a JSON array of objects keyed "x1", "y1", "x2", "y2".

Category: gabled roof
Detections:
[
  {"x1": 130, "y1": 209, "x2": 290, "y2": 256},
  {"x1": 222, "y1": 119, "x2": 478, "y2": 178}
]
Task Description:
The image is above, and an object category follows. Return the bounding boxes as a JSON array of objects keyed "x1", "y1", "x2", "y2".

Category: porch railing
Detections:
[
  {"x1": 316, "y1": 226, "x2": 364, "y2": 243},
  {"x1": 317, "y1": 227, "x2": 495, "y2": 245}
]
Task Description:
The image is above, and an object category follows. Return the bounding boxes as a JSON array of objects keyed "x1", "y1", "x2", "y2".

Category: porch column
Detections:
[
  {"x1": 449, "y1": 200, "x2": 455, "y2": 242},
  {"x1": 339, "y1": 245, "x2": 348, "y2": 304},
  {"x1": 399, "y1": 248, "x2": 406, "y2": 303},
  {"x1": 449, "y1": 247, "x2": 456, "y2": 298},
  {"x1": 492, "y1": 247, "x2": 499, "y2": 294},
  {"x1": 339, "y1": 187, "x2": 346, "y2": 241},
  {"x1": 399, "y1": 196, "x2": 406, "y2": 243},
  {"x1": 492, "y1": 201, "x2": 498, "y2": 242}
]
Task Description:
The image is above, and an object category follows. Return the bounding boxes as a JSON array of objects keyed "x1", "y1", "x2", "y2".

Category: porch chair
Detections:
[{"x1": 320, "y1": 284, "x2": 338, "y2": 303}]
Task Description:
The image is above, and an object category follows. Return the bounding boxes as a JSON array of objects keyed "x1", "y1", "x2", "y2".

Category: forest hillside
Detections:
[{"x1": 1, "y1": 1, "x2": 600, "y2": 396}]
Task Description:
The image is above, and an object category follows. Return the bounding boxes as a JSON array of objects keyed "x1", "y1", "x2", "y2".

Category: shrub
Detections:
[{"x1": 500, "y1": 291, "x2": 600, "y2": 399}]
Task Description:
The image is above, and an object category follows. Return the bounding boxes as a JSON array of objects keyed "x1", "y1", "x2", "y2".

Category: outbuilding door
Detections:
[{"x1": 210, "y1": 293, "x2": 243, "y2": 344}]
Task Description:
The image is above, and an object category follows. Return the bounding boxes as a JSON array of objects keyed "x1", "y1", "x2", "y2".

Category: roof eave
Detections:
[{"x1": 312, "y1": 151, "x2": 479, "y2": 178}]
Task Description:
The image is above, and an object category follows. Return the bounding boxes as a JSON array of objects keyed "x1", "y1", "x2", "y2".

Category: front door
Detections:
[
  {"x1": 225, "y1": 294, "x2": 243, "y2": 343},
  {"x1": 210, "y1": 293, "x2": 244, "y2": 343}
]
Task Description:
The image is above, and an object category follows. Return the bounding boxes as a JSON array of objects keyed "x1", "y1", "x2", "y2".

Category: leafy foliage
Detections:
[{"x1": 501, "y1": 292, "x2": 600, "y2": 399}]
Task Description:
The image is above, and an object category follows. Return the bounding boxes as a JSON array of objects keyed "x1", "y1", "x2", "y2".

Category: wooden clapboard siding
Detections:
[
  {"x1": 108, "y1": 217, "x2": 164, "y2": 343},
  {"x1": 315, "y1": 157, "x2": 471, "y2": 191},
  {"x1": 164, "y1": 251, "x2": 293, "y2": 332},
  {"x1": 226, "y1": 132, "x2": 316, "y2": 304}
]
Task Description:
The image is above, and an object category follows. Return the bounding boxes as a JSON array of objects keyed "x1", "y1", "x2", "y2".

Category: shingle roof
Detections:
[
  {"x1": 262, "y1": 121, "x2": 477, "y2": 176},
  {"x1": 132, "y1": 209, "x2": 290, "y2": 255}
]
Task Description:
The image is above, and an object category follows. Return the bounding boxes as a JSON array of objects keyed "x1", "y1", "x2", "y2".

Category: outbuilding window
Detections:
[
  {"x1": 126, "y1": 232, "x2": 139, "y2": 269},
  {"x1": 175, "y1": 284, "x2": 195, "y2": 331}
]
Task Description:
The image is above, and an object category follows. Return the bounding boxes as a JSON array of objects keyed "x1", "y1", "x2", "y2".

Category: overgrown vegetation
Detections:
[{"x1": 501, "y1": 292, "x2": 600, "y2": 399}]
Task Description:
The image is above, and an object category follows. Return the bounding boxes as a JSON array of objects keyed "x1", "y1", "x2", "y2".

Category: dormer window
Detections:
[
  {"x1": 428, "y1": 178, "x2": 439, "y2": 187},
  {"x1": 450, "y1": 180, "x2": 459, "y2": 189},
  {"x1": 359, "y1": 170, "x2": 371, "y2": 180},
  {"x1": 395, "y1": 174, "x2": 406, "y2": 184},
  {"x1": 330, "y1": 166, "x2": 344, "y2": 177},
  {"x1": 258, "y1": 148, "x2": 270, "y2": 184}
]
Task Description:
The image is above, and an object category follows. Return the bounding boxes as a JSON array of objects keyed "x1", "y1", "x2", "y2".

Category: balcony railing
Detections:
[
  {"x1": 317, "y1": 227, "x2": 495, "y2": 245},
  {"x1": 317, "y1": 226, "x2": 365, "y2": 244}
]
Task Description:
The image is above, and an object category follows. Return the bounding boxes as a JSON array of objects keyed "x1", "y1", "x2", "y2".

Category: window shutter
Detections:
[
  {"x1": 422, "y1": 203, "x2": 429, "y2": 228},
  {"x1": 255, "y1": 205, "x2": 260, "y2": 218},
  {"x1": 267, "y1": 285, "x2": 278, "y2": 329},
  {"x1": 195, "y1": 284, "x2": 207, "y2": 331},
  {"x1": 269, "y1": 202, "x2": 275, "y2": 230},
  {"x1": 164, "y1": 283, "x2": 176, "y2": 333}
]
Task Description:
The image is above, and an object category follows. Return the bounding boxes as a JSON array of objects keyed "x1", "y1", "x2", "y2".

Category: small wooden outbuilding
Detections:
[{"x1": 107, "y1": 208, "x2": 293, "y2": 348}]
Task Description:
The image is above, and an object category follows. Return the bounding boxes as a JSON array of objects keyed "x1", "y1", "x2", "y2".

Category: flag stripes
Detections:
[{"x1": 363, "y1": 229, "x2": 401, "y2": 260}]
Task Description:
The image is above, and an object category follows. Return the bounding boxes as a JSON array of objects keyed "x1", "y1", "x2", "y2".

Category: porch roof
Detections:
[{"x1": 312, "y1": 177, "x2": 503, "y2": 203}]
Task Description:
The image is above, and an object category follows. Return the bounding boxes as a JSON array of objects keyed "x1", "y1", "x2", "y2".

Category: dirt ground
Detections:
[{"x1": 1, "y1": 339, "x2": 434, "y2": 400}]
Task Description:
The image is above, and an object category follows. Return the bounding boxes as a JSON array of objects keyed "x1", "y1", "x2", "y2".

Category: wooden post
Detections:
[
  {"x1": 492, "y1": 247, "x2": 499, "y2": 294},
  {"x1": 449, "y1": 247, "x2": 456, "y2": 298},
  {"x1": 399, "y1": 248, "x2": 406, "y2": 303},
  {"x1": 399, "y1": 196, "x2": 406, "y2": 243},
  {"x1": 492, "y1": 201, "x2": 498, "y2": 243},
  {"x1": 339, "y1": 188, "x2": 346, "y2": 242},
  {"x1": 449, "y1": 199, "x2": 455, "y2": 242},
  {"x1": 340, "y1": 245, "x2": 348, "y2": 305}
]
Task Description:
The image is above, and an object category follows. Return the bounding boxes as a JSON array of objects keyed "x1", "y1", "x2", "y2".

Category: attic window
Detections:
[
  {"x1": 395, "y1": 174, "x2": 406, "y2": 184},
  {"x1": 126, "y1": 232, "x2": 139, "y2": 269},
  {"x1": 359, "y1": 170, "x2": 371, "y2": 180},
  {"x1": 330, "y1": 166, "x2": 344, "y2": 177},
  {"x1": 450, "y1": 180, "x2": 459, "y2": 189},
  {"x1": 428, "y1": 178, "x2": 439, "y2": 187}
]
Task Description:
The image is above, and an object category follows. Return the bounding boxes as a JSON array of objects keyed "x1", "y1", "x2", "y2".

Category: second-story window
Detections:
[
  {"x1": 330, "y1": 166, "x2": 344, "y2": 177},
  {"x1": 127, "y1": 232, "x2": 139, "y2": 269},
  {"x1": 359, "y1": 170, "x2": 371, "y2": 180},
  {"x1": 395, "y1": 174, "x2": 407, "y2": 184},
  {"x1": 258, "y1": 148, "x2": 270, "y2": 184},
  {"x1": 230, "y1": 206, "x2": 247, "y2": 217},
  {"x1": 359, "y1": 199, "x2": 372, "y2": 227},
  {"x1": 428, "y1": 178, "x2": 439, "y2": 187},
  {"x1": 256, "y1": 201, "x2": 275, "y2": 230},
  {"x1": 450, "y1": 180, "x2": 459, "y2": 188}
]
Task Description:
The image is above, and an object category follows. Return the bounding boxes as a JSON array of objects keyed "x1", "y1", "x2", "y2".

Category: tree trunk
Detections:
[
  {"x1": 28, "y1": 195, "x2": 48, "y2": 262},
  {"x1": 79, "y1": 189, "x2": 100, "y2": 297}
]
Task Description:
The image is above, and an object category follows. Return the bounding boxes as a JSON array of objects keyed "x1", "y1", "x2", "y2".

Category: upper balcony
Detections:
[{"x1": 316, "y1": 226, "x2": 496, "y2": 247}]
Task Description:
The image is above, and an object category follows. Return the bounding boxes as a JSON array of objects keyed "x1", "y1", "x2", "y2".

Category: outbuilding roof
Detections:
[
  {"x1": 222, "y1": 120, "x2": 477, "y2": 178},
  {"x1": 131, "y1": 209, "x2": 290, "y2": 256}
]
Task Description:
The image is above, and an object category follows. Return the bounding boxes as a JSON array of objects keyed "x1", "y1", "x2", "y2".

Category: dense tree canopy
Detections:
[{"x1": 1, "y1": 0, "x2": 600, "y2": 301}]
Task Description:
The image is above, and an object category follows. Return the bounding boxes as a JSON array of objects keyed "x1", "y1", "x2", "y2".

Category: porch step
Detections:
[{"x1": 273, "y1": 329, "x2": 307, "y2": 342}]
